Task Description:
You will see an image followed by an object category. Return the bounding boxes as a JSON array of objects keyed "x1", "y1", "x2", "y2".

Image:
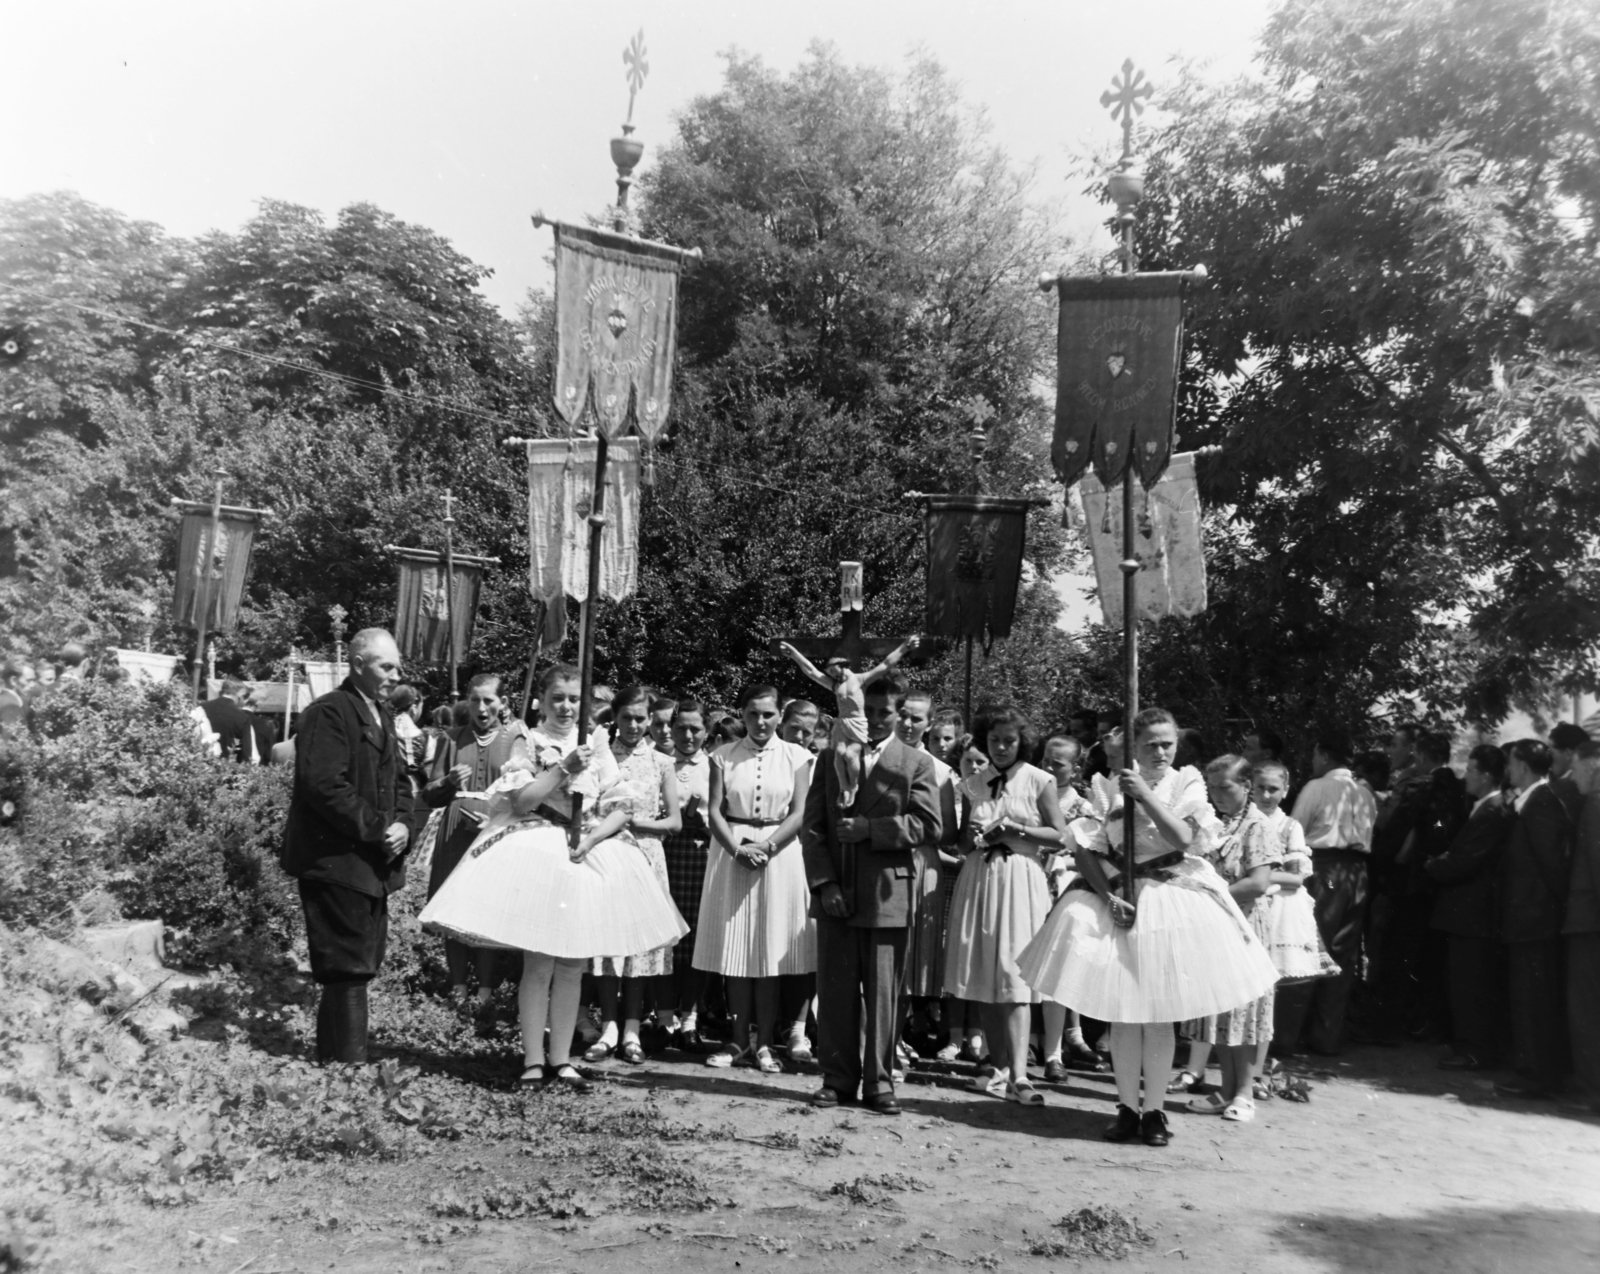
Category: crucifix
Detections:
[{"x1": 768, "y1": 562, "x2": 907, "y2": 669}]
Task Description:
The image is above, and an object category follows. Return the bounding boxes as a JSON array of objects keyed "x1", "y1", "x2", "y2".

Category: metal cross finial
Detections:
[
  {"x1": 442, "y1": 488, "x2": 455, "y2": 527},
  {"x1": 623, "y1": 30, "x2": 649, "y2": 126},
  {"x1": 1100, "y1": 59, "x2": 1153, "y2": 159}
]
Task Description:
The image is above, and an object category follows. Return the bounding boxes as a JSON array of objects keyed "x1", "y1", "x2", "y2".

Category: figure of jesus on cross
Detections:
[{"x1": 773, "y1": 562, "x2": 919, "y2": 811}]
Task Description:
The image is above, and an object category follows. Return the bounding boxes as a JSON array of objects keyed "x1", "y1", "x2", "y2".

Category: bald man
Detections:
[{"x1": 279, "y1": 627, "x2": 411, "y2": 1064}]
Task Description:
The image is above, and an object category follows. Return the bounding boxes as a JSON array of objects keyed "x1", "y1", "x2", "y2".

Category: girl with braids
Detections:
[
  {"x1": 1018, "y1": 709, "x2": 1278, "y2": 1146},
  {"x1": 419, "y1": 665, "x2": 686, "y2": 1092}
]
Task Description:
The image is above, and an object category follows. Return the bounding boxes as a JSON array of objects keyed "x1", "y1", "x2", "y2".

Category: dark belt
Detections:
[
  {"x1": 725, "y1": 814, "x2": 783, "y2": 828},
  {"x1": 536, "y1": 804, "x2": 572, "y2": 827},
  {"x1": 1066, "y1": 848, "x2": 1185, "y2": 892}
]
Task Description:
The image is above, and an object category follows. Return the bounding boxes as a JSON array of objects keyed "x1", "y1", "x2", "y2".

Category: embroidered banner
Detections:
[
  {"x1": 172, "y1": 511, "x2": 260, "y2": 632},
  {"x1": 392, "y1": 549, "x2": 491, "y2": 664},
  {"x1": 302, "y1": 661, "x2": 344, "y2": 701},
  {"x1": 1049, "y1": 273, "x2": 1187, "y2": 489},
  {"x1": 923, "y1": 496, "x2": 1033, "y2": 649},
  {"x1": 1075, "y1": 451, "x2": 1207, "y2": 626},
  {"x1": 552, "y1": 223, "x2": 683, "y2": 444},
  {"x1": 525, "y1": 437, "x2": 641, "y2": 605}
]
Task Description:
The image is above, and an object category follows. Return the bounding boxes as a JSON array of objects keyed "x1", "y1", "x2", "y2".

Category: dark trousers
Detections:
[
  {"x1": 1445, "y1": 934, "x2": 1508, "y2": 1063},
  {"x1": 299, "y1": 879, "x2": 389, "y2": 1064},
  {"x1": 816, "y1": 919, "x2": 907, "y2": 1100},
  {"x1": 1507, "y1": 938, "x2": 1565, "y2": 1093},
  {"x1": 1303, "y1": 849, "x2": 1371, "y2": 1053},
  {"x1": 1568, "y1": 933, "x2": 1600, "y2": 1102}
]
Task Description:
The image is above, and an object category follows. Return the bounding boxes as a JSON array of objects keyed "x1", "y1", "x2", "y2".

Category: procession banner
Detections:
[
  {"x1": 551, "y1": 222, "x2": 684, "y2": 446},
  {"x1": 1049, "y1": 273, "x2": 1186, "y2": 489},
  {"x1": 922, "y1": 496, "x2": 1033, "y2": 649},
  {"x1": 525, "y1": 437, "x2": 641, "y2": 605},
  {"x1": 302, "y1": 661, "x2": 344, "y2": 701},
  {"x1": 391, "y1": 548, "x2": 492, "y2": 664},
  {"x1": 171, "y1": 510, "x2": 261, "y2": 632},
  {"x1": 112, "y1": 649, "x2": 182, "y2": 686},
  {"x1": 1075, "y1": 451, "x2": 1207, "y2": 626}
]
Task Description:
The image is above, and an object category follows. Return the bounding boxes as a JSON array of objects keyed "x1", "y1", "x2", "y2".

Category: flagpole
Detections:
[
  {"x1": 441, "y1": 489, "x2": 458, "y2": 700},
  {"x1": 191, "y1": 467, "x2": 226, "y2": 702}
]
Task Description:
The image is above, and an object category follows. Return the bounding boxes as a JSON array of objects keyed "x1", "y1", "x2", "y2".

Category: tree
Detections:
[{"x1": 1124, "y1": 0, "x2": 1600, "y2": 738}]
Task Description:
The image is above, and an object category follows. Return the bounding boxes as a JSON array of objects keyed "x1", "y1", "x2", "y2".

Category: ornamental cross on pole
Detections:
[
  {"x1": 1100, "y1": 58, "x2": 1153, "y2": 160},
  {"x1": 623, "y1": 30, "x2": 649, "y2": 126}
]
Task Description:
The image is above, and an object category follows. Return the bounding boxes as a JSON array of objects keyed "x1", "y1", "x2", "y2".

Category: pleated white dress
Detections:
[
  {"x1": 943, "y1": 763, "x2": 1056, "y2": 1005},
  {"x1": 418, "y1": 726, "x2": 687, "y2": 959},
  {"x1": 1017, "y1": 765, "x2": 1280, "y2": 1024},
  {"x1": 692, "y1": 736, "x2": 817, "y2": 978}
]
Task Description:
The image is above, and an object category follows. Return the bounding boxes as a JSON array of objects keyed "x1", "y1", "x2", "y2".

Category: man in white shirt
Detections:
[{"x1": 1287, "y1": 729, "x2": 1378, "y2": 1056}]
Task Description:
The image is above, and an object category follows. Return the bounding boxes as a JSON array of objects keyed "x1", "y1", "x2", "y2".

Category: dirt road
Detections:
[{"x1": 49, "y1": 1039, "x2": 1600, "y2": 1274}]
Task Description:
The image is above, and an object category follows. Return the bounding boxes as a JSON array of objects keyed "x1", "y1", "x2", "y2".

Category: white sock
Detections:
[
  {"x1": 548, "y1": 959, "x2": 584, "y2": 1067},
  {"x1": 623, "y1": 1017, "x2": 642, "y2": 1044},
  {"x1": 680, "y1": 1010, "x2": 698, "y2": 1034},
  {"x1": 597, "y1": 1020, "x2": 619, "y2": 1049},
  {"x1": 1108, "y1": 1022, "x2": 1142, "y2": 1110},
  {"x1": 1141, "y1": 1023, "x2": 1174, "y2": 1113},
  {"x1": 659, "y1": 1009, "x2": 680, "y2": 1032},
  {"x1": 519, "y1": 954, "x2": 554, "y2": 1068}
]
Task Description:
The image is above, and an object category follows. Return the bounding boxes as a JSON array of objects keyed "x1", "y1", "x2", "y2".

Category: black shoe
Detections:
[
  {"x1": 867, "y1": 1092, "x2": 901, "y2": 1116},
  {"x1": 1140, "y1": 1109, "x2": 1172, "y2": 1147},
  {"x1": 547, "y1": 1064, "x2": 593, "y2": 1094},
  {"x1": 1043, "y1": 1059, "x2": 1069, "y2": 1083},
  {"x1": 1066, "y1": 1042, "x2": 1108, "y2": 1072},
  {"x1": 1102, "y1": 1104, "x2": 1141, "y2": 1143},
  {"x1": 811, "y1": 1085, "x2": 847, "y2": 1109}
]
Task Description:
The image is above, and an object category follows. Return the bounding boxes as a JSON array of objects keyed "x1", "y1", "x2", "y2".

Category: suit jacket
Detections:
[
  {"x1": 800, "y1": 735, "x2": 940, "y2": 928},
  {"x1": 1566, "y1": 791, "x2": 1600, "y2": 936},
  {"x1": 203, "y1": 696, "x2": 259, "y2": 763},
  {"x1": 1427, "y1": 791, "x2": 1513, "y2": 937},
  {"x1": 1500, "y1": 783, "x2": 1573, "y2": 943},
  {"x1": 278, "y1": 677, "x2": 409, "y2": 897}
]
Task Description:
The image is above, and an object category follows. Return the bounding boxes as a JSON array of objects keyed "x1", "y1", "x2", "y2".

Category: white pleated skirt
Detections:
[
  {"x1": 692, "y1": 826, "x2": 816, "y2": 977},
  {"x1": 418, "y1": 819, "x2": 687, "y2": 959},
  {"x1": 943, "y1": 848, "x2": 1053, "y2": 1004},
  {"x1": 1017, "y1": 856, "x2": 1280, "y2": 1024}
]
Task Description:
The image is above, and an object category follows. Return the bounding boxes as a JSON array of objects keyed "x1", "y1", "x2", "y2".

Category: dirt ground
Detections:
[{"x1": 41, "y1": 1039, "x2": 1600, "y2": 1274}]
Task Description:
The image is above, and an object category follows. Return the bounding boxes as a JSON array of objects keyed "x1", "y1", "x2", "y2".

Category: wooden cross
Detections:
[
  {"x1": 1100, "y1": 58, "x2": 1153, "y2": 159},
  {"x1": 769, "y1": 562, "x2": 904, "y2": 667}
]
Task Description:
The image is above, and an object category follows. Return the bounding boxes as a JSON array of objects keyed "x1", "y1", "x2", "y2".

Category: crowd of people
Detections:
[{"x1": 269, "y1": 626, "x2": 1600, "y2": 1144}]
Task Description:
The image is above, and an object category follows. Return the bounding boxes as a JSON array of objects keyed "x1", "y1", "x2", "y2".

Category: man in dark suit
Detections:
[
  {"x1": 1565, "y1": 740, "x2": 1600, "y2": 1114},
  {"x1": 1427, "y1": 743, "x2": 1514, "y2": 1070},
  {"x1": 279, "y1": 628, "x2": 410, "y2": 1064},
  {"x1": 1548, "y1": 722, "x2": 1589, "y2": 821},
  {"x1": 202, "y1": 679, "x2": 261, "y2": 763},
  {"x1": 801, "y1": 674, "x2": 940, "y2": 1115},
  {"x1": 1496, "y1": 738, "x2": 1573, "y2": 1098}
]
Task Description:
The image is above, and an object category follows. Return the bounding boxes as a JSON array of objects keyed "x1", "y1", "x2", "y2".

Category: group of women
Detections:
[{"x1": 415, "y1": 669, "x2": 1318, "y2": 1147}]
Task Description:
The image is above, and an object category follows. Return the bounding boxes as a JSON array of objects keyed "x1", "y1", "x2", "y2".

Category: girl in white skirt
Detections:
[
  {"x1": 418, "y1": 665, "x2": 687, "y2": 1091},
  {"x1": 693, "y1": 683, "x2": 816, "y2": 1073},
  {"x1": 1017, "y1": 708, "x2": 1279, "y2": 1146},
  {"x1": 944, "y1": 706, "x2": 1067, "y2": 1105}
]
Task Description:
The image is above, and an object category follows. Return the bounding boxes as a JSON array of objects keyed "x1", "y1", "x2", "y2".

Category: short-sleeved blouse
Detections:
[
  {"x1": 1082, "y1": 764, "x2": 1218, "y2": 863},
  {"x1": 712, "y1": 735, "x2": 812, "y2": 822},
  {"x1": 960, "y1": 762, "x2": 1055, "y2": 856},
  {"x1": 605, "y1": 737, "x2": 673, "y2": 822},
  {"x1": 1262, "y1": 804, "x2": 1310, "y2": 869},
  {"x1": 511, "y1": 724, "x2": 620, "y2": 824},
  {"x1": 1209, "y1": 801, "x2": 1280, "y2": 884}
]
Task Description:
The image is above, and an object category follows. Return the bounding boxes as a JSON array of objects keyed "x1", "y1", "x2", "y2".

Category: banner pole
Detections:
[
  {"x1": 570, "y1": 436, "x2": 610, "y2": 849},
  {"x1": 191, "y1": 467, "x2": 226, "y2": 702},
  {"x1": 442, "y1": 489, "x2": 458, "y2": 700},
  {"x1": 963, "y1": 634, "x2": 974, "y2": 730},
  {"x1": 283, "y1": 648, "x2": 295, "y2": 740}
]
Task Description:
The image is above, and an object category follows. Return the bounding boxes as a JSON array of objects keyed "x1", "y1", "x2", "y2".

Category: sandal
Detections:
[
  {"x1": 755, "y1": 1046, "x2": 782, "y2": 1074},
  {"x1": 973, "y1": 1067, "x2": 1008, "y2": 1098},
  {"x1": 934, "y1": 1043, "x2": 962, "y2": 1063},
  {"x1": 705, "y1": 1047, "x2": 748, "y2": 1069},
  {"x1": 619, "y1": 1039, "x2": 645, "y2": 1065},
  {"x1": 787, "y1": 1030, "x2": 814, "y2": 1063},
  {"x1": 1186, "y1": 1092, "x2": 1228, "y2": 1115},
  {"x1": 1166, "y1": 1069, "x2": 1200, "y2": 1094},
  {"x1": 583, "y1": 1040, "x2": 615, "y2": 1063},
  {"x1": 518, "y1": 1064, "x2": 546, "y2": 1088},
  {"x1": 1221, "y1": 1097, "x2": 1256, "y2": 1123},
  {"x1": 1007, "y1": 1080, "x2": 1045, "y2": 1106}
]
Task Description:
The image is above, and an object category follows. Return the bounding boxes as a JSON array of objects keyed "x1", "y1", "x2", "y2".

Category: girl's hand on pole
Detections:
[{"x1": 1107, "y1": 894, "x2": 1136, "y2": 929}]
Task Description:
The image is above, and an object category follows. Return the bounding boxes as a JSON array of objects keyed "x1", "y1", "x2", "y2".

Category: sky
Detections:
[
  {"x1": 1, "y1": 0, "x2": 1276, "y2": 317},
  {"x1": 2, "y1": 0, "x2": 1278, "y2": 633}
]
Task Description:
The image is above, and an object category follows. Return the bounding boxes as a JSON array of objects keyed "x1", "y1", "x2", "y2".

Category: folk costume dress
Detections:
[
  {"x1": 1016, "y1": 765, "x2": 1280, "y2": 1024},
  {"x1": 1258, "y1": 804, "x2": 1340, "y2": 982},
  {"x1": 943, "y1": 761, "x2": 1057, "y2": 1005},
  {"x1": 662, "y1": 749, "x2": 711, "y2": 964},
  {"x1": 692, "y1": 735, "x2": 817, "y2": 978},
  {"x1": 417, "y1": 724, "x2": 686, "y2": 959},
  {"x1": 1190, "y1": 802, "x2": 1282, "y2": 1047},
  {"x1": 592, "y1": 737, "x2": 678, "y2": 978}
]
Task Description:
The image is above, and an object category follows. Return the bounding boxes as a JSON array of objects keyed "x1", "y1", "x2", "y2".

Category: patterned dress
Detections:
[
  {"x1": 662, "y1": 750, "x2": 711, "y2": 962},
  {"x1": 692, "y1": 736, "x2": 817, "y2": 977},
  {"x1": 943, "y1": 762, "x2": 1057, "y2": 1004},
  {"x1": 593, "y1": 738, "x2": 678, "y2": 977},
  {"x1": 1194, "y1": 802, "x2": 1282, "y2": 1045}
]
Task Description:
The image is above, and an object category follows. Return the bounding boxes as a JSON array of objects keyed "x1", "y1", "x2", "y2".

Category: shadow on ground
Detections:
[{"x1": 1274, "y1": 1206, "x2": 1600, "y2": 1273}]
